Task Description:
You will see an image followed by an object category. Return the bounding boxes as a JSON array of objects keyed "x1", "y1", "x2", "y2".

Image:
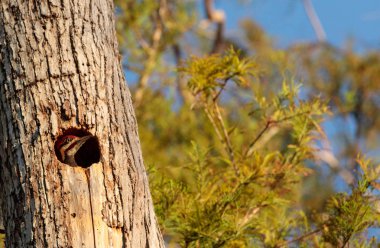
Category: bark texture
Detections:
[{"x1": 0, "y1": 0, "x2": 164, "y2": 247}]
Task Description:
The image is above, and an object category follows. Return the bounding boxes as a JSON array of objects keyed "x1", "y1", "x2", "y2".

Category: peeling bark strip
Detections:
[{"x1": 0, "y1": 0, "x2": 164, "y2": 247}]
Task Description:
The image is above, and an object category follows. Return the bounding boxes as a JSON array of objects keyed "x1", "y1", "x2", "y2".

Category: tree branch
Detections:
[
  {"x1": 204, "y1": 0, "x2": 225, "y2": 54},
  {"x1": 302, "y1": 0, "x2": 327, "y2": 42},
  {"x1": 172, "y1": 44, "x2": 193, "y2": 104},
  {"x1": 204, "y1": 102, "x2": 240, "y2": 177},
  {"x1": 280, "y1": 229, "x2": 321, "y2": 247},
  {"x1": 134, "y1": 0, "x2": 166, "y2": 106},
  {"x1": 214, "y1": 103, "x2": 239, "y2": 176},
  {"x1": 245, "y1": 120, "x2": 272, "y2": 157},
  {"x1": 245, "y1": 111, "x2": 313, "y2": 157}
]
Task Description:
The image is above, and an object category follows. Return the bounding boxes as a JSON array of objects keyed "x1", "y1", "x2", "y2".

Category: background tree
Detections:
[
  {"x1": 0, "y1": 0, "x2": 163, "y2": 247},
  {"x1": 114, "y1": 0, "x2": 380, "y2": 247}
]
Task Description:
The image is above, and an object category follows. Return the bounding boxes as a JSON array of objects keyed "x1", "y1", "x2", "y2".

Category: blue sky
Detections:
[{"x1": 216, "y1": 0, "x2": 380, "y2": 50}]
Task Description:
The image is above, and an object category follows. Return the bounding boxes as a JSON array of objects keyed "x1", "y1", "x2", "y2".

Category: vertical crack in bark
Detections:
[
  {"x1": 56, "y1": 167, "x2": 68, "y2": 247},
  {"x1": 29, "y1": 2, "x2": 42, "y2": 84},
  {"x1": 34, "y1": 100, "x2": 52, "y2": 248},
  {"x1": 126, "y1": 165, "x2": 135, "y2": 233},
  {"x1": 84, "y1": 169, "x2": 97, "y2": 248},
  {"x1": 104, "y1": 57, "x2": 117, "y2": 228},
  {"x1": 68, "y1": 0, "x2": 82, "y2": 125},
  {"x1": 109, "y1": 66, "x2": 125, "y2": 228}
]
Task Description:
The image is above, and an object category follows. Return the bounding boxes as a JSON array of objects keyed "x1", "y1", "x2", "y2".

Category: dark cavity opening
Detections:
[{"x1": 54, "y1": 128, "x2": 101, "y2": 168}]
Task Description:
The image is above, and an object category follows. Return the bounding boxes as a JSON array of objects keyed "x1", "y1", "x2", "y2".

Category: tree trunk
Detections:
[{"x1": 0, "y1": 0, "x2": 164, "y2": 247}]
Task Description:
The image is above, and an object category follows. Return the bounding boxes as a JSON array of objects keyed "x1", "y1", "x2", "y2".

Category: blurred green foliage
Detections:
[{"x1": 115, "y1": 0, "x2": 380, "y2": 247}]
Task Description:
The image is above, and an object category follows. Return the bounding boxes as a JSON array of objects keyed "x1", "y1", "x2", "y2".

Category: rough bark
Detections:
[{"x1": 0, "y1": 0, "x2": 164, "y2": 247}]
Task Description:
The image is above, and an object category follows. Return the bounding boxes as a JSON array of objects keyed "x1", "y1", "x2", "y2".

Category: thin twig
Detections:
[
  {"x1": 214, "y1": 103, "x2": 240, "y2": 176},
  {"x1": 204, "y1": 102, "x2": 240, "y2": 177},
  {"x1": 302, "y1": 0, "x2": 327, "y2": 42},
  {"x1": 279, "y1": 229, "x2": 321, "y2": 247},
  {"x1": 204, "y1": 107, "x2": 225, "y2": 148},
  {"x1": 212, "y1": 74, "x2": 237, "y2": 102},
  {"x1": 217, "y1": 172, "x2": 260, "y2": 214},
  {"x1": 245, "y1": 111, "x2": 312, "y2": 157},
  {"x1": 212, "y1": 80, "x2": 228, "y2": 102},
  {"x1": 245, "y1": 120, "x2": 272, "y2": 157}
]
